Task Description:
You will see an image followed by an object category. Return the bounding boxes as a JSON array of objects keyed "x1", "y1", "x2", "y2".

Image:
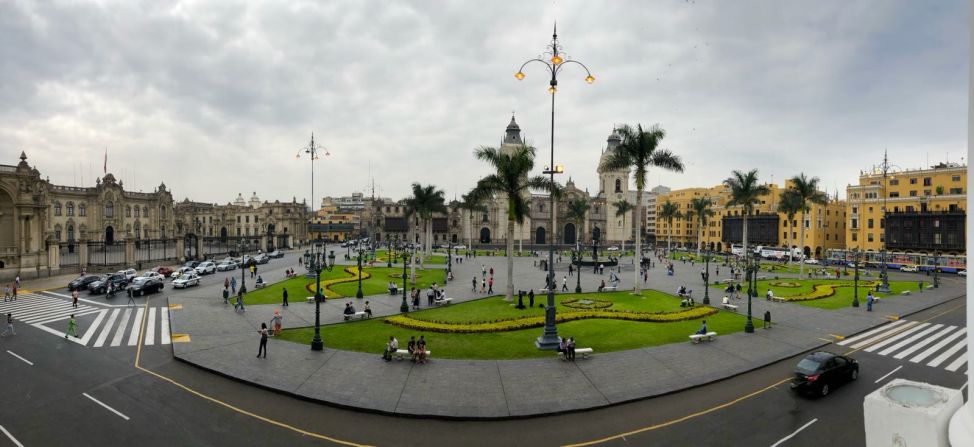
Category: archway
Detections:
[
  {"x1": 535, "y1": 227, "x2": 546, "y2": 244},
  {"x1": 105, "y1": 226, "x2": 115, "y2": 245},
  {"x1": 814, "y1": 246, "x2": 822, "y2": 258},
  {"x1": 266, "y1": 223, "x2": 276, "y2": 251},
  {"x1": 451, "y1": 234, "x2": 458, "y2": 244},
  {"x1": 592, "y1": 226, "x2": 601, "y2": 242},
  {"x1": 804, "y1": 246, "x2": 812, "y2": 257},
  {"x1": 479, "y1": 227, "x2": 491, "y2": 244},
  {"x1": 563, "y1": 223, "x2": 576, "y2": 245},
  {"x1": 184, "y1": 233, "x2": 198, "y2": 259},
  {"x1": 716, "y1": 242, "x2": 722, "y2": 253},
  {"x1": 220, "y1": 227, "x2": 228, "y2": 242}
]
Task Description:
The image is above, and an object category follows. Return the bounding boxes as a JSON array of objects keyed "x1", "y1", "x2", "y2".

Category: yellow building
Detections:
[
  {"x1": 658, "y1": 181, "x2": 846, "y2": 258},
  {"x1": 846, "y1": 161, "x2": 966, "y2": 254},
  {"x1": 309, "y1": 206, "x2": 361, "y2": 242}
]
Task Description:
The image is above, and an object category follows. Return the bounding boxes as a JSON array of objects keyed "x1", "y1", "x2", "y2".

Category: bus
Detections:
[{"x1": 824, "y1": 250, "x2": 966, "y2": 273}]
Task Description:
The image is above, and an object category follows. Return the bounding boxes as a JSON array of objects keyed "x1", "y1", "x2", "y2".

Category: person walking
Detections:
[
  {"x1": 562, "y1": 276, "x2": 568, "y2": 292},
  {"x1": 250, "y1": 264, "x2": 256, "y2": 279},
  {"x1": 763, "y1": 310, "x2": 772, "y2": 329},
  {"x1": 1, "y1": 313, "x2": 15, "y2": 337},
  {"x1": 71, "y1": 288, "x2": 79, "y2": 308},
  {"x1": 487, "y1": 276, "x2": 494, "y2": 294},
  {"x1": 471, "y1": 277, "x2": 477, "y2": 292},
  {"x1": 224, "y1": 277, "x2": 230, "y2": 290},
  {"x1": 3, "y1": 284, "x2": 9, "y2": 302},
  {"x1": 235, "y1": 291, "x2": 245, "y2": 312},
  {"x1": 269, "y1": 310, "x2": 283, "y2": 336},
  {"x1": 866, "y1": 292, "x2": 874, "y2": 312},
  {"x1": 383, "y1": 336, "x2": 398, "y2": 362},
  {"x1": 127, "y1": 288, "x2": 137, "y2": 306},
  {"x1": 281, "y1": 288, "x2": 289, "y2": 307},
  {"x1": 65, "y1": 314, "x2": 77, "y2": 339},
  {"x1": 231, "y1": 277, "x2": 237, "y2": 295},
  {"x1": 257, "y1": 323, "x2": 268, "y2": 358},
  {"x1": 480, "y1": 278, "x2": 486, "y2": 294},
  {"x1": 364, "y1": 301, "x2": 372, "y2": 318}
]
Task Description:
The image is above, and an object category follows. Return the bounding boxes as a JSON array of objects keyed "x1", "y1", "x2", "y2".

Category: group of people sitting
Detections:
[
  {"x1": 342, "y1": 301, "x2": 373, "y2": 318},
  {"x1": 382, "y1": 335, "x2": 428, "y2": 364},
  {"x1": 557, "y1": 337, "x2": 578, "y2": 361},
  {"x1": 677, "y1": 285, "x2": 693, "y2": 298},
  {"x1": 284, "y1": 268, "x2": 297, "y2": 278},
  {"x1": 388, "y1": 282, "x2": 399, "y2": 295}
]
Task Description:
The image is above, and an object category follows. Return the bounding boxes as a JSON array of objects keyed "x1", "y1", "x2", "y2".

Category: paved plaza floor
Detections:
[{"x1": 166, "y1": 251, "x2": 965, "y2": 418}]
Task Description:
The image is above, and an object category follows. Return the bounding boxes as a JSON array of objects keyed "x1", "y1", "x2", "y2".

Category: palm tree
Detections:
[
  {"x1": 405, "y1": 183, "x2": 446, "y2": 284},
  {"x1": 723, "y1": 170, "x2": 770, "y2": 262},
  {"x1": 657, "y1": 200, "x2": 681, "y2": 254},
  {"x1": 776, "y1": 189, "x2": 803, "y2": 264},
  {"x1": 688, "y1": 197, "x2": 714, "y2": 256},
  {"x1": 600, "y1": 124, "x2": 684, "y2": 293},
  {"x1": 473, "y1": 145, "x2": 551, "y2": 301},
  {"x1": 787, "y1": 173, "x2": 829, "y2": 277},
  {"x1": 612, "y1": 200, "x2": 633, "y2": 252},
  {"x1": 459, "y1": 190, "x2": 486, "y2": 252},
  {"x1": 567, "y1": 198, "x2": 589, "y2": 250}
]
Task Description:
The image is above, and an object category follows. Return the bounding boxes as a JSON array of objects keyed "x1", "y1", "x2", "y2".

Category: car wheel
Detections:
[
  {"x1": 820, "y1": 383, "x2": 830, "y2": 397},
  {"x1": 850, "y1": 368, "x2": 858, "y2": 381}
]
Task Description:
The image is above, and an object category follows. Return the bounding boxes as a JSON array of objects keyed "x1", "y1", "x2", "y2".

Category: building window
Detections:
[
  {"x1": 889, "y1": 192, "x2": 899, "y2": 198},
  {"x1": 908, "y1": 190, "x2": 917, "y2": 197},
  {"x1": 67, "y1": 203, "x2": 74, "y2": 216},
  {"x1": 135, "y1": 207, "x2": 140, "y2": 217},
  {"x1": 54, "y1": 202, "x2": 61, "y2": 216},
  {"x1": 105, "y1": 201, "x2": 114, "y2": 218},
  {"x1": 55, "y1": 229, "x2": 62, "y2": 241},
  {"x1": 79, "y1": 204, "x2": 86, "y2": 217},
  {"x1": 246, "y1": 216, "x2": 250, "y2": 223},
  {"x1": 161, "y1": 225, "x2": 166, "y2": 238},
  {"x1": 851, "y1": 218, "x2": 858, "y2": 229},
  {"x1": 952, "y1": 175, "x2": 961, "y2": 181},
  {"x1": 237, "y1": 216, "x2": 241, "y2": 223},
  {"x1": 160, "y1": 206, "x2": 166, "y2": 218},
  {"x1": 867, "y1": 218, "x2": 874, "y2": 229},
  {"x1": 67, "y1": 225, "x2": 75, "y2": 241},
  {"x1": 889, "y1": 179, "x2": 899, "y2": 185},
  {"x1": 614, "y1": 179, "x2": 622, "y2": 193},
  {"x1": 126, "y1": 206, "x2": 131, "y2": 217},
  {"x1": 852, "y1": 207, "x2": 858, "y2": 214},
  {"x1": 923, "y1": 189, "x2": 931, "y2": 196},
  {"x1": 909, "y1": 178, "x2": 917, "y2": 185},
  {"x1": 923, "y1": 177, "x2": 932, "y2": 186},
  {"x1": 950, "y1": 188, "x2": 963, "y2": 195},
  {"x1": 867, "y1": 233, "x2": 873, "y2": 242},
  {"x1": 934, "y1": 233, "x2": 942, "y2": 245}
]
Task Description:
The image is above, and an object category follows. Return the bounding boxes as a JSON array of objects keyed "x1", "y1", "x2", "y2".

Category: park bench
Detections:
[
  {"x1": 689, "y1": 332, "x2": 718, "y2": 343},
  {"x1": 394, "y1": 349, "x2": 431, "y2": 360},
  {"x1": 388, "y1": 288, "x2": 399, "y2": 295},
  {"x1": 254, "y1": 282, "x2": 266, "y2": 289},
  {"x1": 603, "y1": 285, "x2": 618, "y2": 292},
  {"x1": 557, "y1": 348, "x2": 594, "y2": 360},
  {"x1": 433, "y1": 297, "x2": 453, "y2": 306},
  {"x1": 722, "y1": 303, "x2": 739, "y2": 312},
  {"x1": 901, "y1": 290, "x2": 911, "y2": 296},
  {"x1": 770, "y1": 296, "x2": 786, "y2": 303},
  {"x1": 926, "y1": 285, "x2": 935, "y2": 290},
  {"x1": 306, "y1": 296, "x2": 315, "y2": 303},
  {"x1": 343, "y1": 311, "x2": 367, "y2": 321}
]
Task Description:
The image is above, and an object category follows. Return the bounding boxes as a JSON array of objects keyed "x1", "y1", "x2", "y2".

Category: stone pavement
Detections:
[{"x1": 168, "y1": 251, "x2": 966, "y2": 418}]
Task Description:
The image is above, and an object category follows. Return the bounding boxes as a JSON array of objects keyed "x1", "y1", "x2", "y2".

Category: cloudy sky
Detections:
[{"x1": 1, "y1": 0, "x2": 967, "y2": 207}]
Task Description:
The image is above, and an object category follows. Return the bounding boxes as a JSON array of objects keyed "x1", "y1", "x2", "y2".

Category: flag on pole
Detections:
[{"x1": 103, "y1": 148, "x2": 107, "y2": 174}]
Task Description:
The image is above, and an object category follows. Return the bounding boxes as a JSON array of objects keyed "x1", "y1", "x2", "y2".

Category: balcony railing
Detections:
[{"x1": 0, "y1": 246, "x2": 17, "y2": 256}]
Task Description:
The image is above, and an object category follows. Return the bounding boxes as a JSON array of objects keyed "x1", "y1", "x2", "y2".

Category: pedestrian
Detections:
[
  {"x1": 735, "y1": 283, "x2": 742, "y2": 299},
  {"x1": 282, "y1": 288, "x2": 289, "y2": 307},
  {"x1": 599, "y1": 264, "x2": 605, "y2": 275},
  {"x1": 250, "y1": 264, "x2": 255, "y2": 279},
  {"x1": 1, "y1": 313, "x2": 14, "y2": 337},
  {"x1": 383, "y1": 336, "x2": 398, "y2": 362},
  {"x1": 231, "y1": 277, "x2": 237, "y2": 295},
  {"x1": 235, "y1": 291, "x2": 245, "y2": 312},
  {"x1": 3, "y1": 284, "x2": 9, "y2": 302},
  {"x1": 472, "y1": 277, "x2": 477, "y2": 292},
  {"x1": 224, "y1": 277, "x2": 229, "y2": 290},
  {"x1": 567, "y1": 337, "x2": 576, "y2": 361},
  {"x1": 412, "y1": 289, "x2": 420, "y2": 309},
  {"x1": 427, "y1": 289, "x2": 434, "y2": 306},
  {"x1": 128, "y1": 288, "x2": 137, "y2": 306},
  {"x1": 562, "y1": 276, "x2": 568, "y2": 292},
  {"x1": 265, "y1": 310, "x2": 283, "y2": 336},
  {"x1": 918, "y1": 281, "x2": 924, "y2": 293},
  {"x1": 481, "y1": 265, "x2": 486, "y2": 278},
  {"x1": 257, "y1": 323, "x2": 268, "y2": 358},
  {"x1": 529, "y1": 289, "x2": 535, "y2": 307},
  {"x1": 364, "y1": 301, "x2": 372, "y2": 318},
  {"x1": 487, "y1": 277, "x2": 494, "y2": 294},
  {"x1": 598, "y1": 279, "x2": 605, "y2": 292},
  {"x1": 480, "y1": 278, "x2": 486, "y2": 293},
  {"x1": 764, "y1": 311, "x2": 772, "y2": 329},
  {"x1": 866, "y1": 292, "x2": 874, "y2": 312},
  {"x1": 71, "y1": 288, "x2": 79, "y2": 308},
  {"x1": 489, "y1": 267, "x2": 494, "y2": 276},
  {"x1": 14, "y1": 276, "x2": 19, "y2": 289},
  {"x1": 65, "y1": 314, "x2": 77, "y2": 338}
]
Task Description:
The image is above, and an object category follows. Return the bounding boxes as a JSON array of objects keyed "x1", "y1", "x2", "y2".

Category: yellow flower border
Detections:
[
  {"x1": 775, "y1": 280, "x2": 881, "y2": 302},
  {"x1": 304, "y1": 267, "x2": 372, "y2": 298},
  {"x1": 384, "y1": 306, "x2": 717, "y2": 334}
]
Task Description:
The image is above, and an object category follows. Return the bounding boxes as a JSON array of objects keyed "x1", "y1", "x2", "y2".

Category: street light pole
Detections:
[
  {"x1": 401, "y1": 243, "x2": 409, "y2": 313},
  {"x1": 356, "y1": 248, "x2": 364, "y2": 299},
  {"x1": 852, "y1": 249, "x2": 860, "y2": 307},
  {"x1": 878, "y1": 150, "x2": 893, "y2": 294},
  {"x1": 934, "y1": 251, "x2": 941, "y2": 288},
  {"x1": 703, "y1": 249, "x2": 711, "y2": 305},
  {"x1": 575, "y1": 248, "x2": 582, "y2": 293},
  {"x1": 744, "y1": 251, "x2": 755, "y2": 333},
  {"x1": 516, "y1": 24, "x2": 595, "y2": 350},
  {"x1": 296, "y1": 133, "x2": 329, "y2": 351}
]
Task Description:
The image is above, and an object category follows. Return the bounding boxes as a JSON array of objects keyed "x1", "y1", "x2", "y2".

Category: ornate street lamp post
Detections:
[
  {"x1": 356, "y1": 248, "x2": 364, "y2": 299},
  {"x1": 574, "y1": 248, "x2": 582, "y2": 293},
  {"x1": 934, "y1": 251, "x2": 941, "y2": 288},
  {"x1": 296, "y1": 133, "x2": 331, "y2": 351},
  {"x1": 877, "y1": 150, "x2": 897, "y2": 294},
  {"x1": 744, "y1": 252, "x2": 755, "y2": 333},
  {"x1": 400, "y1": 244, "x2": 411, "y2": 313},
  {"x1": 703, "y1": 248, "x2": 711, "y2": 305},
  {"x1": 852, "y1": 248, "x2": 861, "y2": 307},
  {"x1": 516, "y1": 24, "x2": 595, "y2": 350}
]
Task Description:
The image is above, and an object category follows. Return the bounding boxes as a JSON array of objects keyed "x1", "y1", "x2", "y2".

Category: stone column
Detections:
[
  {"x1": 175, "y1": 238, "x2": 185, "y2": 262},
  {"x1": 47, "y1": 239, "x2": 60, "y2": 277},
  {"x1": 124, "y1": 239, "x2": 135, "y2": 267},
  {"x1": 78, "y1": 240, "x2": 89, "y2": 270}
]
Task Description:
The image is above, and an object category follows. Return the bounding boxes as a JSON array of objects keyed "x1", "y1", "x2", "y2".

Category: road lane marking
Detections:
[
  {"x1": 928, "y1": 339, "x2": 967, "y2": 368},
  {"x1": 78, "y1": 310, "x2": 108, "y2": 346},
  {"x1": 874, "y1": 365, "x2": 902, "y2": 384},
  {"x1": 160, "y1": 308, "x2": 170, "y2": 345},
  {"x1": 894, "y1": 325, "x2": 956, "y2": 359},
  {"x1": 83, "y1": 392, "x2": 130, "y2": 421},
  {"x1": 851, "y1": 321, "x2": 919, "y2": 349},
  {"x1": 877, "y1": 324, "x2": 943, "y2": 356},
  {"x1": 145, "y1": 307, "x2": 156, "y2": 345},
  {"x1": 6, "y1": 350, "x2": 33, "y2": 366},
  {"x1": 913, "y1": 328, "x2": 967, "y2": 363},
  {"x1": 111, "y1": 308, "x2": 132, "y2": 347},
  {"x1": 127, "y1": 308, "x2": 144, "y2": 346},
  {"x1": 945, "y1": 355, "x2": 967, "y2": 372},
  {"x1": 770, "y1": 418, "x2": 818, "y2": 447},
  {"x1": 0, "y1": 425, "x2": 24, "y2": 447},
  {"x1": 94, "y1": 309, "x2": 121, "y2": 347},
  {"x1": 837, "y1": 320, "x2": 907, "y2": 346},
  {"x1": 864, "y1": 322, "x2": 930, "y2": 352}
]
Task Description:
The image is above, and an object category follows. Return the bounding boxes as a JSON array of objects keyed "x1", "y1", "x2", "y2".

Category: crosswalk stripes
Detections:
[
  {"x1": 0, "y1": 293, "x2": 99, "y2": 324},
  {"x1": 128, "y1": 308, "x2": 144, "y2": 346},
  {"x1": 111, "y1": 308, "x2": 132, "y2": 347},
  {"x1": 841, "y1": 319, "x2": 968, "y2": 374}
]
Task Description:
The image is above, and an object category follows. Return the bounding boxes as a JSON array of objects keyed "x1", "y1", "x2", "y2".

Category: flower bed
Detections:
[
  {"x1": 562, "y1": 298, "x2": 614, "y2": 309},
  {"x1": 304, "y1": 266, "x2": 371, "y2": 298},
  {"x1": 384, "y1": 306, "x2": 717, "y2": 334},
  {"x1": 777, "y1": 280, "x2": 880, "y2": 302},
  {"x1": 768, "y1": 281, "x2": 801, "y2": 288}
]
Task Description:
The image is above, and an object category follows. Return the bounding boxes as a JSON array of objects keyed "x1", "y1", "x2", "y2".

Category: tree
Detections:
[
  {"x1": 472, "y1": 145, "x2": 552, "y2": 301},
  {"x1": 723, "y1": 170, "x2": 770, "y2": 262},
  {"x1": 405, "y1": 183, "x2": 446, "y2": 284},
  {"x1": 459, "y1": 190, "x2": 486, "y2": 251},
  {"x1": 600, "y1": 123, "x2": 684, "y2": 294},
  {"x1": 776, "y1": 189, "x2": 803, "y2": 264},
  {"x1": 658, "y1": 200, "x2": 681, "y2": 254},
  {"x1": 567, "y1": 198, "x2": 589, "y2": 249},
  {"x1": 787, "y1": 173, "x2": 828, "y2": 276},
  {"x1": 688, "y1": 197, "x2": 714, "y2": 256},
  {"x1": 612, "y1": 200, "x2": 633, "y2": 252}
]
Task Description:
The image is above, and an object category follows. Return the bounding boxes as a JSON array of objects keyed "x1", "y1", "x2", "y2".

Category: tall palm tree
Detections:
[
  {"x1": 723, "y1": 170, "x2": 770, "y2": 262},
  {"x1": 787, "y1": 173, "x2": 829, "y2": 276},
  {"x1": 658, "y1": 200, "x2": 681, "y2": 254},
  {"x1": 688, "y1": 197, "x2": 714, "y2": 256},
  {"x1": 472, "y1": 145, "x2": 551, "y2": 301},
  {"x1": 459, "y1": 190, "x2": 486, "y2": 251},
  {"x1": 405, "y1": 183, "x2": 446, "y2": 284},
  {"x1": 567, "y1": 198, "x2": 589, "y2": 249},
  {"x1": 600, "y1": 124, "x2": 684, "y2": 293},
  {"x1": 612, "y1": 200, "x2": 633, "y2": 252},
  {"x1": 776, "y1": 189, "x2": 803, "y2": 264}
]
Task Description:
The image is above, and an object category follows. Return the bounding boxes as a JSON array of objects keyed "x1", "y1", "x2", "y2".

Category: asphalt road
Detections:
[{"x1": 0, "y1": 252, "x2": 966, "y2": 447}]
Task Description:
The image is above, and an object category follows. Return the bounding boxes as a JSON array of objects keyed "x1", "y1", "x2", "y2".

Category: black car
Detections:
[
  {"x1": 68, "y1": 275, "x2": 101, "y2": 291},
  {"x1": 88, "y1": 274, "x2": 129, "y2": 294},
  {"x1": 791, "y1": 351, "x2": 858, "y2": 397},
  {"x1": 126, "y1": 277, "x2": 164, "y2": 296}
]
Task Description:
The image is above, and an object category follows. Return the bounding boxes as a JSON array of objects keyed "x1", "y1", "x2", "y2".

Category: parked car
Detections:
[
  {"x1": 117, "y1": 268, "x2": 138, "y2": 282},
  {"x1": 217, "y1": 261, "x2": 238, "y2": 272},
  {"x1": 195, "y1": 261, "x2": 217, "y2": 275},
  {"x1": 152, "y1": 266, "x2": 175, "y2": 277},
  {"x1": 88, "y1": 274, "x2": 129, "y2": 295},
  {"x1": 183, "y1": 260, "x2": 201, "y2": 269},
  {"x1": 68, "y1": 275, "x2": 102, "y2": 291},
  {"x1": 172, "y1": 272, "x2": 201, "y2": 289},
  {"x1": 140, "y1": 271, "x2": 165, "y2": 281},
  {"x1": 268, "y1": 250, "x2": 284, "y2": 259},
  {"x1": 791, "y1": 351, "x2": 858, "y2": 397},
  {"x1": 900, "y1": 266, "x2": 919, "y2": 272},
  {"x1": 607, "y1": 246, "x2": 620, "y2": 252},
  {"x1": 171, "y1": 266, "x2": 195, "y2": 279},
  {"x1": 452, "y1": 245, "x2": 467, "y2": 250},
  {"x1": 253, "y1": 254, "x2": 270, "y2": 264},
  {"x1": 803, "y1": 258, "x2": 820, "y2": 265},
  {"x1": 127, "y1": 277, "x2": 165, "y2": 296},
  {"x1": 959, "y1": 270, "x2": 967, "y2": 276}
]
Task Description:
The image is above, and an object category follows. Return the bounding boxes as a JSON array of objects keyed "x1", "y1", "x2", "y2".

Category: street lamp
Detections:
[
  {"x1": 591, "y1": 237, "x2": 599, "y2": 274},
  {"x1": 703, "y1": 248, "x2": 711, "y2": 305},
  {"x1": 517, "y1": 24, "x2": 595, "y2": 350},
  {"x1": 356, "y1": 248, "x2": 364, "y2": 299},
  {"x1": 877, "y1": 150, "x2": 898, "y2": 294},
  {"x1": 237, "y1": 239, "x2": 248, "y2": 296},
  {"x1": 303, "y1": 244, "x2": 334, "y2": 351},
  {"x1": 400, "y1": 244, "x2": 411, "y2": 313},
  {"x1": 574, "y1": 247, "x2": 582, "y2": 293},
  {"x1": 744, "y1": 251, "x2": 755, "y2": 333},
  {"x1": 934, "y1": 251, "x2": 940, "y2": 288},
  {"x1": 852, "y1": 248, "x2": 861, "y2": 307}
]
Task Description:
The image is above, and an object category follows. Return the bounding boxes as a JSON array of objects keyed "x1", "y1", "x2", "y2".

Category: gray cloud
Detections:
[{"x1": 0, "y1": 0, "x2": 966, "y2": 205}]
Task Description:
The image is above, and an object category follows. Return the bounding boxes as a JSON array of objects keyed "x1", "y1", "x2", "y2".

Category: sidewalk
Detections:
[{"x1": 168, "y1": 254, "x2": 965, "y2": 418}]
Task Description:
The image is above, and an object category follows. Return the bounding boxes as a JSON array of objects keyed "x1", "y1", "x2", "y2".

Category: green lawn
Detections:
[
  {"x1": 276, "y1": 290, "x2": 746, "y2": 360},
  {"x1": 373, "y1": 250, "x2": 446, "y2": 265},
  {"x1": 710, "y1": 278, "x2": 919, "y2": 310},
  {"x1": 242, "y1": 269, "x2": 351, "y2": 305},
  {"x1": 330, "y1": 266, "x2": 446, "y2": 297}
]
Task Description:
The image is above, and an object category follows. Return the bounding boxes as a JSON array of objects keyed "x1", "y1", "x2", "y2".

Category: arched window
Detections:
[
  {"x1": 67, "y1": 202, "x2": 75, "y2": 216},
  {"x1": 55, "y1": 224, "x2": 62, "y2": 241},
  {"x1": 79, "y1": 204, "x2": 86, "y2": 216},
  {"x1": 142, "y1": 206, "x2": 148, "y2": 218},
  {"x1": 67, "y1": 224, "x2": 75, "y2": 241},
  {"x1": 105, "y1": 201, "x2": 114, "y2": 218},
  {"x1": 614, "y1": 179, "x2": 622, "y2": 193},
  {"x1": 135, "y1": 207, "x2": 140, "y2": 218},
  {"x1": 54, "y1": 202, "x2": 62, "y2": 216},
  {"x1": 126, "y1": 206, "x2": 131, "y2": 217},
  {"x1": 134, "y1": 222, "x2": 141, "y2": 238},
  {"x1": 160, "y1": 206, "x2": 166, "y2": 218}
]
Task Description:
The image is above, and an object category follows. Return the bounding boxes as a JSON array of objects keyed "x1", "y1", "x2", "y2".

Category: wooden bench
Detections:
[
  {"x1": 770, "y1": 296, "x2": 786, "y2": 303},
  {"x1": 901, "y1": 290, "x2": 911, "y2": 296},
  {"x1": 722, "y1": 303, "x2": 739, "y2": 312},
  {"x1": 603, "y1": 286, "x2": 618, "y2": 292},
  {"x1": 254, "y1": 282, "x2": 266, "y2": 289},
  {"x1": 394, "y1": 349, "x2": 431, "y2": 360},
  {"x1": 557, "y1": 347, "x2": 594, "y2": 360},
  {"x1": 689, "y1": 331, "x2": 718, "y2": 343},
  {"x1": 343, "y1": 311, "x2": 366, "y2": 321},
  {"x1": 306, "y1": 296, "x2": 315, "y2": 303},
  {"x1": 433, "y1": 297, "x2": 453, "y2": 306}
]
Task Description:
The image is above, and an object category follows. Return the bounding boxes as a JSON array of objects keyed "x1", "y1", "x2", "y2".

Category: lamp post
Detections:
[
  {"x1": 447, "y1": 242, "x2": 453, "y2": 277},
  {"x1": 852, "y1": 248, "x2": 861, "y2": 307},
  {"x1": 934, "y1": 251, "x2": 941, "y2": 288},
  {"x1": 703, "y1": 248, "x2": 711, "y2": 305},
  {"x1": 237, "y1": 239, "x2": 248, "y2": 296},
  {"x1": 877, "y1": 150, "x2": 896, "y2": 294},
  {"x1": 574, "y1": 248, "x2": 582, "y2": 293},
  {"x1": 400, "y1": 244, "x2": 411, "y2": 313},
  {"x1": 516, "y1": 23, "x2": 595, "y2": 350},
  {"x1": 295, "y1": 133, "x2": 330, "y2": 351},
  {"x1": 356, "y1": 248, "x2": 364, "y2": 299},
  {"x1": 744, "y1": 251, "x2": 755, "y2": 333}
]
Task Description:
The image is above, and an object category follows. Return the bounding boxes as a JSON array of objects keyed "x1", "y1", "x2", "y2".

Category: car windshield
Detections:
[
  {"x1": 131, "y1": 277, "x2": 148, "y2": 284},
  {"x1": 796, "y1": 358, "x2": 823, "y2": 374}
]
